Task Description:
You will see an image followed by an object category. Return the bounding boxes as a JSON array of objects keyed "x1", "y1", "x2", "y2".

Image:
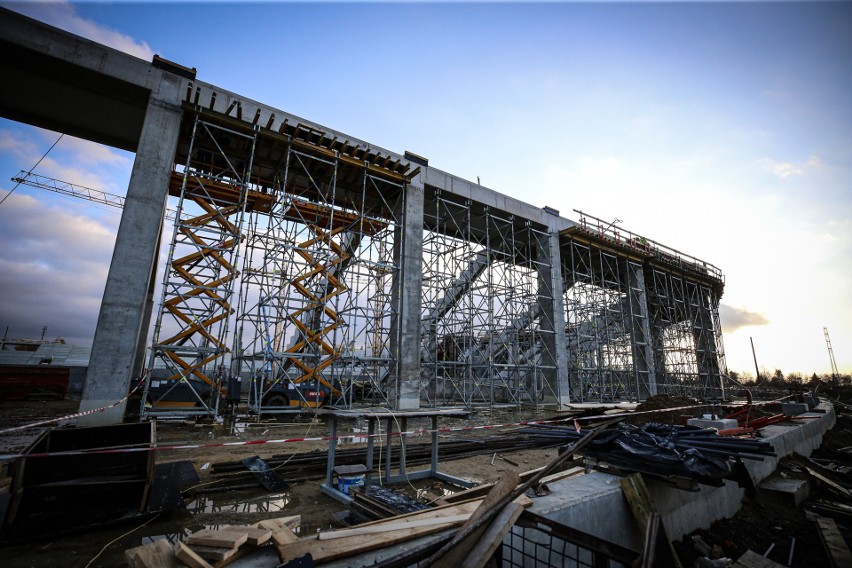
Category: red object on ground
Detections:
[{"x1": 0, "y1": 366, "x2": 69, "y2": 400}]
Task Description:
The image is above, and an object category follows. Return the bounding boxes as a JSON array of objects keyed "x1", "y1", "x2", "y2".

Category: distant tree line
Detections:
[{"x1": 729, "y1": 369, "x2": 852, "y2": 391}]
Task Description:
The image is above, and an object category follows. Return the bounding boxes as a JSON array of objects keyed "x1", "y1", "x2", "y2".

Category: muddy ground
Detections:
[
  {"x1": 1, "y1": 398, "x2": 849, "y2": 567},
  {"x1": 0, "y1": 401, "x2": 565, "y2": 567}
]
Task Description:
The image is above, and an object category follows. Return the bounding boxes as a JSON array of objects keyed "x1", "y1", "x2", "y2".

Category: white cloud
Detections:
[
  {"x1": 757, "y1": 154, "x2": 825, "y2": 179},
  {"x1": 4, "y1": 1, "x2": 154, "y2": 60},
  {"x1": 758, "y1": 157, "x2": 804, "y2": 179},
  {"x1": 39, "y1": 132, "x2": 130, "y2": 167},
  {"x1": 806, "y1": 155, "x2": 825, "y2": 169},
  {"x1": 1, "y1": 127, "x2": 130, "y2": 193},
  {"x1": 0, "y1": 129, "x2": 39, "y2": 160},
  {"x1": 719, "y1": 304, "x2": 769, "y2": 333}
]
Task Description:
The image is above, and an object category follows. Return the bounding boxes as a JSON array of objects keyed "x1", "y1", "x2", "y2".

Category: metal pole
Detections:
[{"x1": 750, "y1": 337, "x2": 760, "y2": 383}]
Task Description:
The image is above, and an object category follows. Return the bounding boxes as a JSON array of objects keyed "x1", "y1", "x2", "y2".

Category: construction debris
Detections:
[
  {"x1": 521, "y1": 421, "x2": 775, "y2": 486},
  {"x1": 124, "y1": 516, "x2": 300, "y2": 568}
]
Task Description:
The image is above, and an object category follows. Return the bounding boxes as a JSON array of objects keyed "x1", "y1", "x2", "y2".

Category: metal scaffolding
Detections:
[
  {"x1": 646, "y1": 268, "x2": 726, "y2": 399},
  {"x1": 138, "y1": 102, "x2": 726, "y2": 416},
  {"x1": 561, "y1": 211, "x2": 726, "y2": 402},
  {"x1": 142, "y1": 106, "x2": 412, "y2": 415},
  {"x1": 233, "y1": 146, "x2": 405, "y2": 413},
  {"x1": 420, "y1": 190, "x2": 559, "y2": 408},
  {"x1": 562, "y1": 239, "x2": 653, "y2": 402},
  {"x1": 143, "y1": 116, "x2": 260, "y2": 416}
]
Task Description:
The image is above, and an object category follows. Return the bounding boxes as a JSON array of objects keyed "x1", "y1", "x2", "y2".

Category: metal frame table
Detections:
[{"x1": 317, "y1": 407, "x2": 475, "y2": 504}]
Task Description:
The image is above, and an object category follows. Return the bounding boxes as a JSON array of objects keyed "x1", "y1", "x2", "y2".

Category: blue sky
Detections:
[{"x1": 0, "y1": 1, "x2": 850, "y2": 376}]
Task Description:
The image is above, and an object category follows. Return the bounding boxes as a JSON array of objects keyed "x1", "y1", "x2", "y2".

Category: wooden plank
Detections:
[
  {"x1": 816, "y1": 516, "x2": 852, "y2": 568},
  {"x1": 317, "y1": 514, "x2": 470, "y2": 540},
  {"x1": 442, "y1": 468, "x2": 545, "y2": 503},
  {"x1": 187, "y1": 529, "x2": 248, "y2": 549},
  {"x1": 188, "y1": 544, "x2": 240, "y2": 563},
  {"x1": 220, "y1": 526, "x2": 272, "y2": 546},
  {"x1": 460, "y1": 499, "x2": 525, "y2": 568},
  {"x1": 339, "y1": 499, "x2": 482, "y2": 529},
  {"x1": 255, "y1": 515, "x2": 301, "y2": 531},
  {"x1": 124, "y1": 540, "x2": 182, "y2": 568},
  {"x1": 277, "y1": 520, "x2": 466, "y2": 563},
  {"x1": 539, "y1": 466, "x2": 585, "y2": 485},
  {"x1": 174, "y1": 542, "x2": 214, "y2": 568},
  {"x1": 620, "y1": 475, "x2": 653, "y2": 534},
  {"x1": 641, "y1": 512, "x2": 660, "y2": 568},
  {"x1": 804, "y1": 466, "x2": 851, "y2": 498},
  {"x1": 438, "y1": 471, "x2": 521, "y2": 566},
  {"x1": 732, "y1": 549, "x2": 787, "y2": 568},
  {"x1": 272, "y1": 526, "x2": 300, "y2": 547},
  {"x1": 620, "y1": 473, "x2": 683, "y2": 568}
]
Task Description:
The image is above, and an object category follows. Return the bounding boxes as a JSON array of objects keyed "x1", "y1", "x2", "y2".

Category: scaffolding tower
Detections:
[
  {"x1": 420, "y1": 189, "x2": 559, "y2": 408},
  {"x1": 141, "y1": 108, "x2": 412, "y2": 415},
  {"x1": 138, "y1": 98, "x2": 726, "y2": 415},
  {"x1": 560, "y1": 211, "x2": 726, "y2": 402},
  {"x1": 143, "y1": 116, "x2": 261, "y2": 416}
]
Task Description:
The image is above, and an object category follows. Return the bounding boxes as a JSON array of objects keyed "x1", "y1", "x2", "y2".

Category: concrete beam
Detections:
[
  {"x1": 78, "y1": 84, "x2": 182, "y2": 425},
  {"x1": 422, "y1": 167, "x2": 575, "y2": 231}
]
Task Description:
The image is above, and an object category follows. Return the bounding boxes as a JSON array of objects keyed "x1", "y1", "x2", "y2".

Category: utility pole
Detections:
[
  {"x1": 824, "y1": 327, "x2": 839, "y2": 380},
  {"x1": 750, "y1": 337, "x2": 761, "y2": 383}
]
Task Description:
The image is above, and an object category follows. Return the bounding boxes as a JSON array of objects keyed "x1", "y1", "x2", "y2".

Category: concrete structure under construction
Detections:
[{"x1": 1, "y1": 8, "x2": 728, "y2": 426}]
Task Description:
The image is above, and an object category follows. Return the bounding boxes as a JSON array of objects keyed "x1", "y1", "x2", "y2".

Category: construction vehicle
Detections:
[{"x1": 249, "y1": 375, "x2": 342, "y2": 411}]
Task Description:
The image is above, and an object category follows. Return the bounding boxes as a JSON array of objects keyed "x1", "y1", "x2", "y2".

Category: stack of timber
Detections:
[
  {"x1": 278, "y1": 498, "x2": 488, "y2": 565},
  {"x1": 124, "y1": 515, "x2": 299, "y2": 568}
]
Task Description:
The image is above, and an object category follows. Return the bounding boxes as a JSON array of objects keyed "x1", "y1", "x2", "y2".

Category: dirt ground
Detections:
[
  {"x1": 0, "y1": 401, "x2": 564, "y2": 567},
  {"x1": 1, "y1": 397, "x2": 850, "y2": 567}
]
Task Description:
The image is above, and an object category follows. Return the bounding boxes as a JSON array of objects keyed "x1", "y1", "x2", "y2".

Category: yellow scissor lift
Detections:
[
  {"x1": 252, "y1": 200, "x2": 387, "y2": 411},
  {"x1": 142, "y1": 115, "x2": 268, "y2": 416}
]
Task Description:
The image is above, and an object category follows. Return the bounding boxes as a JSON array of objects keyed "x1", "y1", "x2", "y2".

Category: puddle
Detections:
[{"x1": 186, "y1": 491, "x2": 294, "y2": 514}]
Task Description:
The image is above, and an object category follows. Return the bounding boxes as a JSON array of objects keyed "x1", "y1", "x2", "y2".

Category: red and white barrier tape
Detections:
[
  {"x1": 0, "y1": 396, "x2": 794, "y2": 461},
  {"x1": 0, "y1": 381, "x2": 145, "y2": 436}
]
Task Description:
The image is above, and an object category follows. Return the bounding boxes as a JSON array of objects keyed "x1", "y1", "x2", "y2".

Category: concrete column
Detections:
[
  {"x1": 388, "y1": 177, "x2": 424, "y2": 409},
  {"x1": 693, "y1": 286, "x2": 723, "y2": 398},
  {"x1": 131, "y1": 230, "x2": 161, "y2": 380},
  {"x1": 78, "y1": 90, "x2": 182, "y2": 425},
  {"x1": 625, "y1": 263, "x2": 657, "y2": 399},
  {"x1": 537, "y1": 230, "x2": 570, "y2": 406}
]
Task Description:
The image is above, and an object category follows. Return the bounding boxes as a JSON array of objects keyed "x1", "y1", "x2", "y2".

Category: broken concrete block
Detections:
[{"x1": 758, "y1": 475, "x2": 810, "y2": 506}]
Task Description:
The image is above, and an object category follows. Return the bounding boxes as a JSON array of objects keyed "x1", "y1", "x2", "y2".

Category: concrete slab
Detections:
[
  {"x1": 687, "y1": 417, "x2": 740, "y2": 430},
  {"x1": 781, "y1": 402, "x2": 809, "y2": 416}
]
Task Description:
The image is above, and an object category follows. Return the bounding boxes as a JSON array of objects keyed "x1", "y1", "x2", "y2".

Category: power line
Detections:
[{"x1": 0, "y1": 133, "x2": 64, "y2": 207}]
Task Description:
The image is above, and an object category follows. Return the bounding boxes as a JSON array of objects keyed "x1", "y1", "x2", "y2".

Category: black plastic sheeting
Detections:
[{"x1": 521, "y1": 422, "x2": 775, "y2": 487}]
